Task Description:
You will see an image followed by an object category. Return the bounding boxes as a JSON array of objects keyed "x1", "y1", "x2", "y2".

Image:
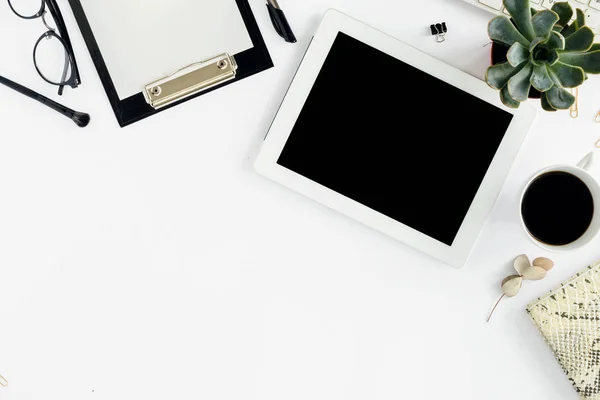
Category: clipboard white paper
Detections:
[
  {"x1": 80, "y1": 0, "x2": 254, "y2": 100},
  {"x1": 68, "y1": 0, "x2": 272, "y2": 126}
]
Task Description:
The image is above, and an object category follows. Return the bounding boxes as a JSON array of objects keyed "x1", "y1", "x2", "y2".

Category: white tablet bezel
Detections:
[{"x1": 255, "y1": 9, "x2": 537, "y2": 268}]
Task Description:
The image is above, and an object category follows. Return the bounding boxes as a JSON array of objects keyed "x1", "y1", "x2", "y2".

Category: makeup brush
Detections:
[{"x1": 0, "y1": 75, "x2": 90, "y2": 127}]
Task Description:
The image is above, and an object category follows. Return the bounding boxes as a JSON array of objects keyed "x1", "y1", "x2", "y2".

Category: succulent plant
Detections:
[{"x1": 486, "y1": 0, "x2": 600, "y2": 111}]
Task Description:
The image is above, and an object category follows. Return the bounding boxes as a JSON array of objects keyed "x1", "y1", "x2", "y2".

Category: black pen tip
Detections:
[{"x1": 72, "y1": 111, "x2": 91, "y2": 128}]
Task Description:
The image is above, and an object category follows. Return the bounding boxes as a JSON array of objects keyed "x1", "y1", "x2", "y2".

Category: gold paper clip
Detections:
[
  {"x1": 0, "y1": 374, "x2": 7, "y2": 387},
  {"x1": 570, "y1": 87, "x2": 579, "y2": 118},
  {"x1": 596, "y1": 109, "x2": 600, "y2": 147}
]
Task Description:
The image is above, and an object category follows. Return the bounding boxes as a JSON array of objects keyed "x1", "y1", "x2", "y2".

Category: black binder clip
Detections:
[{"x1": 430, "y1": 22, "x2": 447, "y2": 43}]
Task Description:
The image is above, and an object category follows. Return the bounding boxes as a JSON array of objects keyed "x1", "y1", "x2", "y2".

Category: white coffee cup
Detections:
[{"x1": 519, "y1": 152, "x2": 600, "y2": 251}]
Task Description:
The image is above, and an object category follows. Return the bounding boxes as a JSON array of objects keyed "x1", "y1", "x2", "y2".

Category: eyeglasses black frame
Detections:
[{"x1": 8, "y1": 0, "x2": 81, "y2": 95}]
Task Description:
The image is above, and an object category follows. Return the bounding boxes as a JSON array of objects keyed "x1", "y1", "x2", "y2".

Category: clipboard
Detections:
[{"x1": 68, "y1": 0, "x2": 273, "y2": 127}]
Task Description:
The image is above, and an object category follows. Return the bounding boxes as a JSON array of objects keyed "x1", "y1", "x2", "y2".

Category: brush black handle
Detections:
[
  {"x1": 0, "y1": 75, "x2": 89, "y2": 127},
  {"x1": 266, "y1": 3, "x2": 297, "y2": 43}
]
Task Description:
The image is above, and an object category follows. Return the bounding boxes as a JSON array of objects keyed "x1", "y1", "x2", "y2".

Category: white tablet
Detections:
[{"x1": 255, "y1": 9, "x2": 537, "y2": 268}]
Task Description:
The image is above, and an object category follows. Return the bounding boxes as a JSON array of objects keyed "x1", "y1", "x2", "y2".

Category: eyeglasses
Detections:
[{"x1": 8, "y1": 0, "x2": 81, "y2": 95}]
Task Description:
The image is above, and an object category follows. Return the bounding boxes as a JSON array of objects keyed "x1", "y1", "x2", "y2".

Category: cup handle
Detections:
[{"x1": 577, "y1": 152, "x2": 595, "y2": 172}]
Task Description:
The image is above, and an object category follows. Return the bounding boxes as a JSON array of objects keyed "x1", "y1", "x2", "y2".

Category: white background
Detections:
[{"x1": 1, "y1": 0, "x2": 600, "y2": 399}]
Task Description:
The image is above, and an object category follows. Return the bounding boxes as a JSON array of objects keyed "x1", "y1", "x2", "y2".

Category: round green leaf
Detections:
[
  {"x1": 548, "y1": 62, "x2": 586, "y2": 87},
  {"x1": 500, "y1": 85, "x2": 521, "y2": 108},
  {"x1": 508, "y1": 62, "x2": 534, "y2": 101},
  {"x1": 529, "y1": 37, "x2": 546, "y2": 52},
  {"x1": 561, "y1": 23, "x2": 576, "y2": 38},
  {"x1": 530, "y1": 50, "x2": 542, "y2": 66},
  {"x1": 489, "y1": 16, "x2": 531, "y2": 48},
  {"x1": 541, "y1": 92, "x2": 557, "y2": 111},
  {"x1": 559, "y1": 50, "x2": 600, "y2": 74},
  {"x1": 507, "y1": 42, "x2": 530, "y2": 67},
  {"x1": 532, "y1": 10, "x2": 560, "y2": 39},
  {"x1": 546, "y1": 85, "x2": 575, "y2": 109},
  {"x1": 577, "y1": 8, "x2": 586, "y2": 27},
  {"x1": 531, "y1": 64, "x2": 554, "y2": 91},
  {"x1": 486, "y1": 62, "x2": 525, "y2": 89},
  {"x1": 564, "y1": 26, "x2": 594, "y2": 52},
  {"x1": 533, "y1": 47, "x2": 560, "y2": 65},
  {"x1": 562, "y1": 9, "x2": 586, "y2": 38},
  {"x1": 551, "y1": 2, "x2": 574, "y2": 28},
  {"x1": 545, "y1": 31, "x2": 565, "y2": 51},
  {"x1": 504, "y1": 0, "x2": 537, "y2": 40},
  {"x1": 546, "y1": 49, "x2": 560, "y2": 65}
]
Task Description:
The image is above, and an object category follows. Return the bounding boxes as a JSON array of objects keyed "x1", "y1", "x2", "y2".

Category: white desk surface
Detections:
[{"x1": 1, "y1": 1, "x2": 599, "y2": 399}]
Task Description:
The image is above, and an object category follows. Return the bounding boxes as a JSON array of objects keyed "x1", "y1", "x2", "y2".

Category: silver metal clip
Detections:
[{"x1": 143, "y1": 53, "x2": 238, "y2": 110}]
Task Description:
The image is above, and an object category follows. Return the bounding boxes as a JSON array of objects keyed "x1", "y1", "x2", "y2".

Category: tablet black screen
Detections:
[{"x1": 277, "y1": 32, "x2": 513, "y2": 246}]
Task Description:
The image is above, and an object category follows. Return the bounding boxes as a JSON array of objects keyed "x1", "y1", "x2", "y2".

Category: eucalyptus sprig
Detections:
[{"x1": 487, "y1": 254, "x2": 554, "y2": 322}]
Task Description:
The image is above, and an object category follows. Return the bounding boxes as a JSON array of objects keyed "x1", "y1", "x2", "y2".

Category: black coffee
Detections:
[{"x1": 521, "y1": 171, "x2": 594, "y2": 246}]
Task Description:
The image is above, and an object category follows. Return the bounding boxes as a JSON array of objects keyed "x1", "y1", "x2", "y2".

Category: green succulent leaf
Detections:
[
  {"x1": 562, "y1": 9, "x2": 586, "y2": 38},
  {"x1": 545, "y1": 31, "x2": 566, "y2": 51},
  {"x1": 530, "y1": 64, "x2": 554, "y2": 92},
  {"x1": 529, "y1": 37, "x2": 547, "y2": 52},
  {"x1": 507, "y1": 42, "x2": 530, "y2": 66},
  {"x1": 500, "y1": 85, "x2": 521, "y2": 108},
  {"x1": 489, "y1": 16, "x2": 531, "y2": 47},
  {"x1": 532, "y1": 10, "x2": 560, "y2": 39},
  {"x1": 533, "y1": 47, "x2": 560, "y2": 65},
  {"x1": 551, "y1": 2, "x2": 573, "y2": 29},
  {"x1": 564, "y1": 26, "x2": 595, "y2": 52},
  {"x1": 561, "y1": 23, "x2": 577, "y2": 38},
  {"x1": 508, "y1": 62, "x2": 534, "y2": 101},
  {"x1": 548, "y1": 50, "x2": 560, "y2": 65},
  {"x1": 548, "y1": 65, "x2": 563, "y2": 86},
  {"x1": 486, "y1": 61, "x2": 525, "y2": 89},
  {"x1": 592, "y1": 43, "x2": 600, "y2": 52},
  {"x1": 530, "y1": 51, "x2": 542, "y2": 66},
  {"x1": 541, "y1": 92, "x2": 557, "y2": 111},
  {"x1": 559, "y1": 50, "x2": 600, "y2": 74},
  {"x1": 577, "y1": 8, "x2": 586, "y2": 27},
  {"x1": 546, "y1": 85, "x2": 575, "y2": 109},
  {"x1": 504, "y1": 0, "x2": 537, "y2": 41},
  {"x1": 549, "y1": 62, "x2": 586, "y2": 87}
]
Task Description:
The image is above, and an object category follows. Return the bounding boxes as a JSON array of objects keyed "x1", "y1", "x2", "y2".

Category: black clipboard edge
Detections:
[{"x1": 68, "y1": 0, "x2": 273, "y2": 128}]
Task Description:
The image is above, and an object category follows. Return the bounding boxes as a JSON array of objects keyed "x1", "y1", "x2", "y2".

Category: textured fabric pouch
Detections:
[{"x1": 527, "y1": 261, "x2": 600, "y2": 399}]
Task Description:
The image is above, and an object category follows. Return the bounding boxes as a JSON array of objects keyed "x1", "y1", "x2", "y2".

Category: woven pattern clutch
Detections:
[{"x1": 527, "y1": 261, "x2": 600, "y2": 399}]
